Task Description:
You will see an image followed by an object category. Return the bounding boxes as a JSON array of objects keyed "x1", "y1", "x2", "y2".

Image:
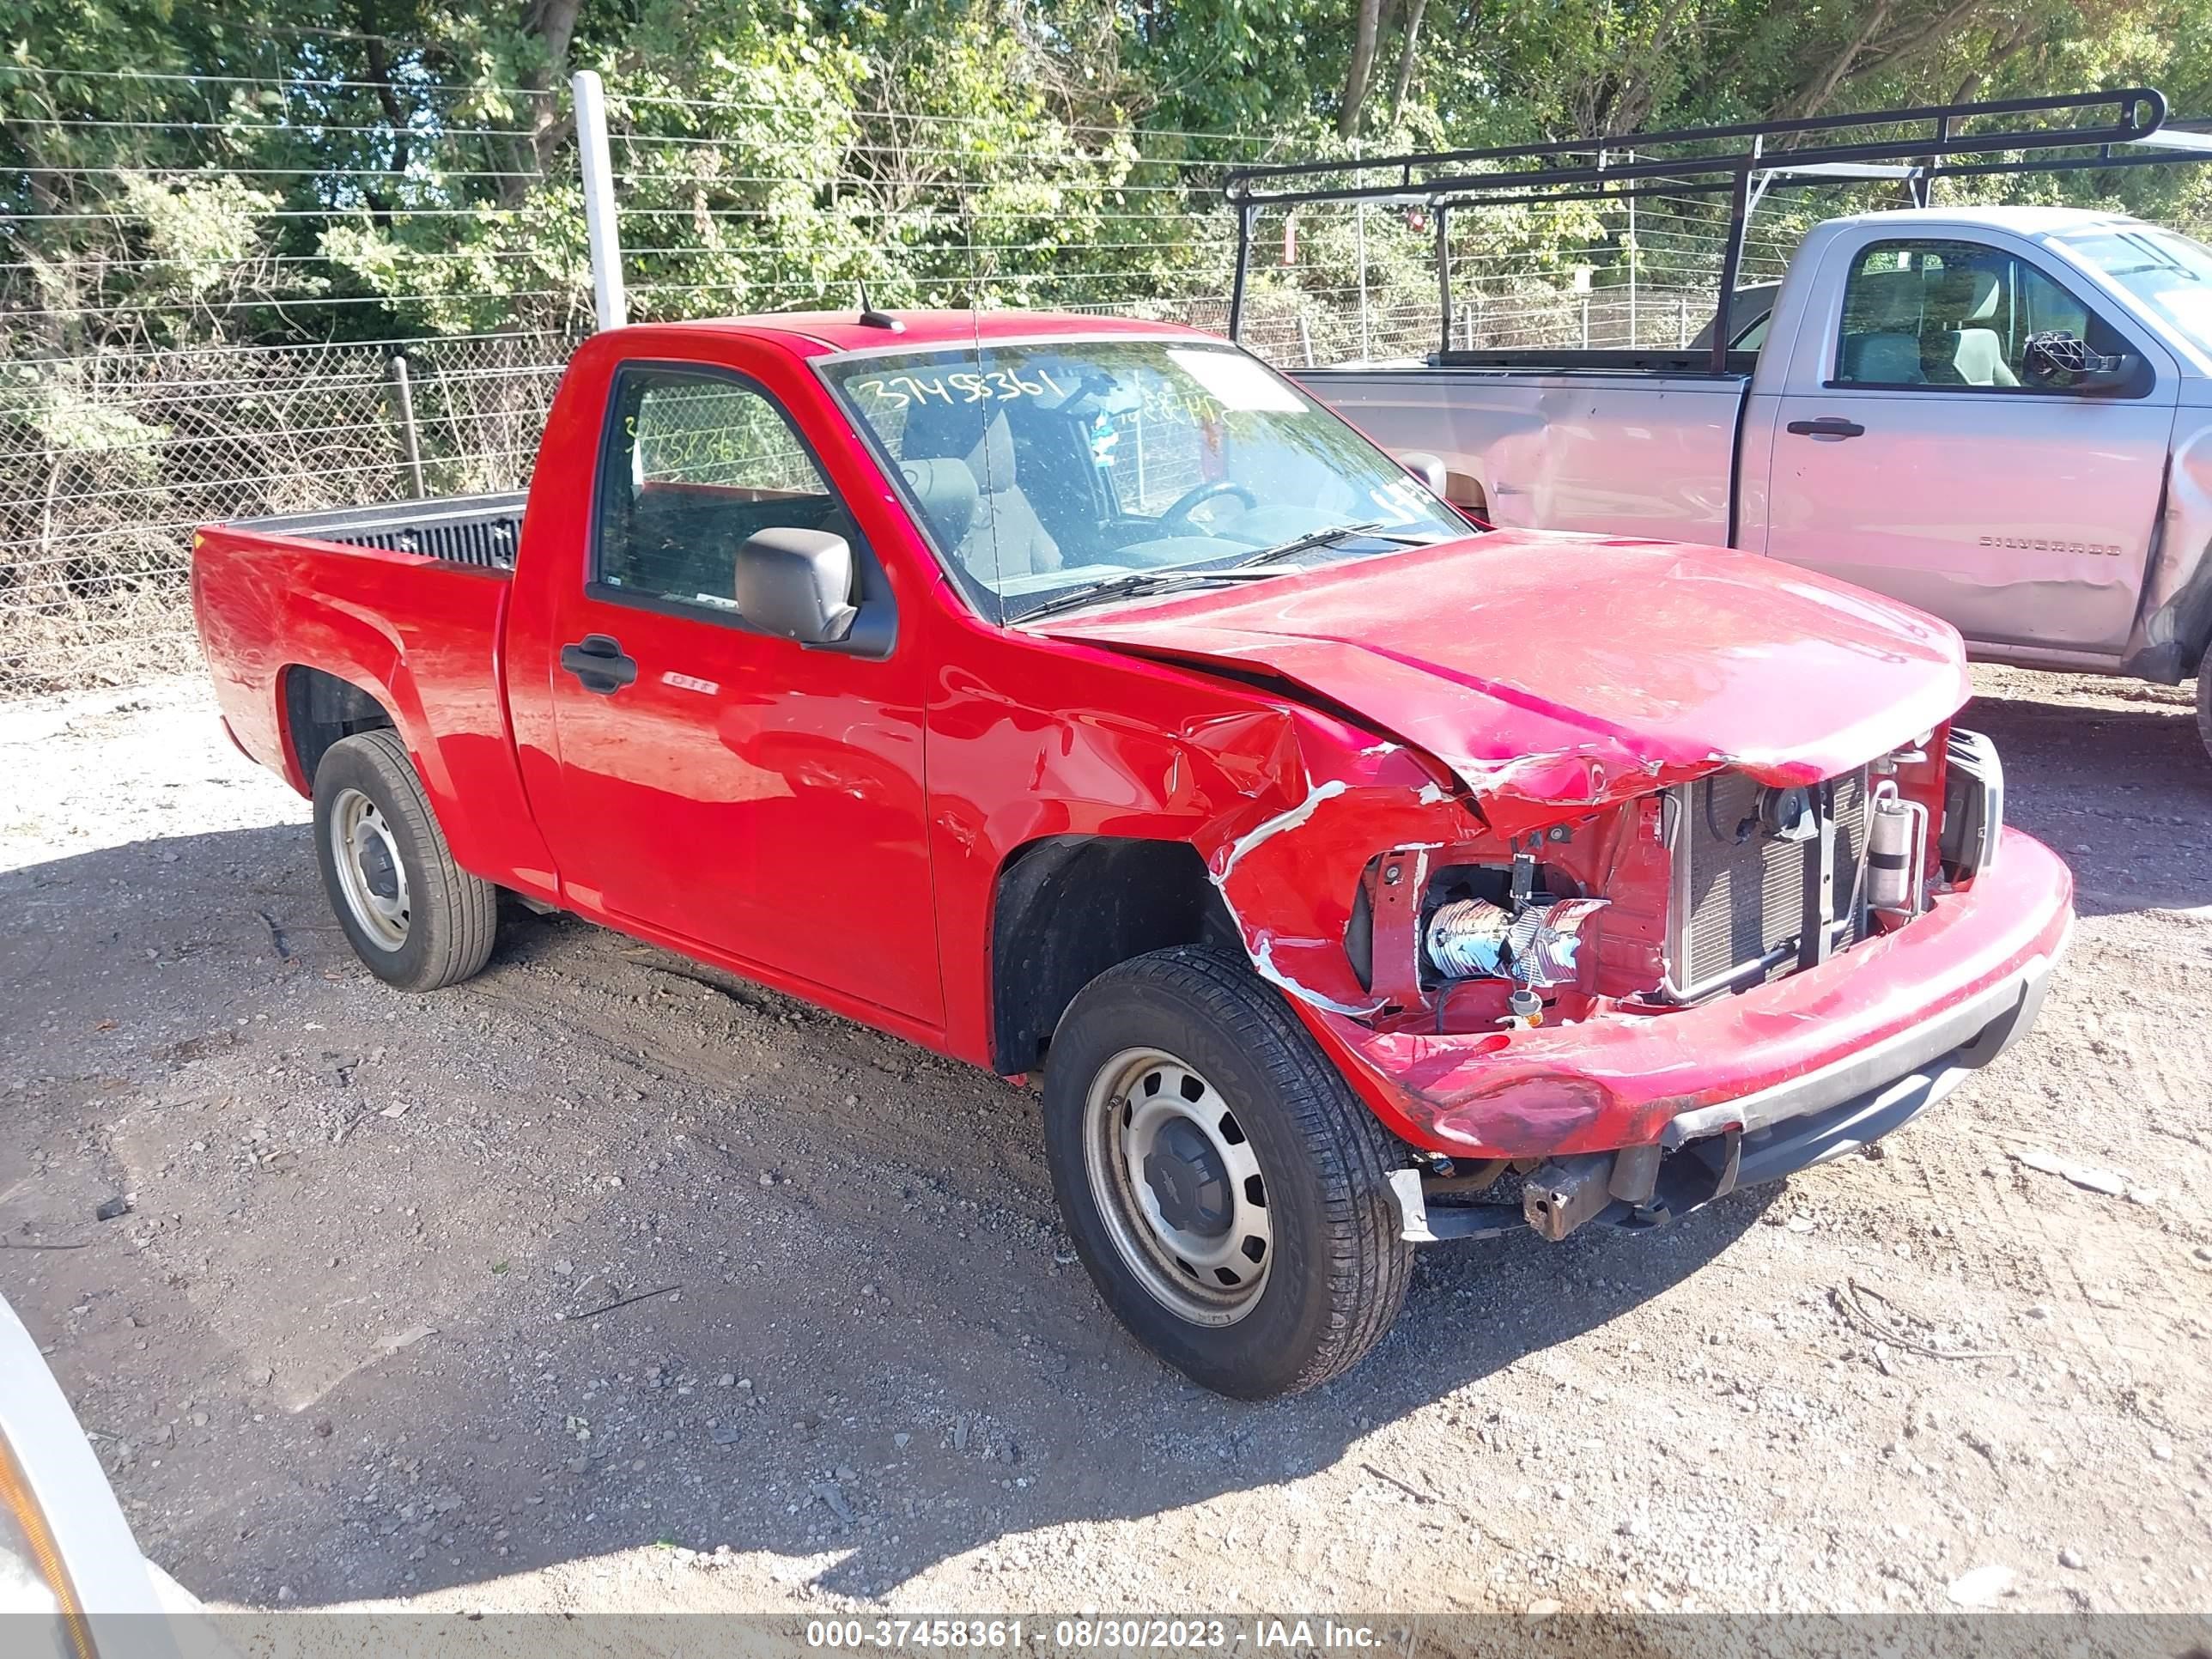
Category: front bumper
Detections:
[
  {"x1": 1601, "y1": 943, "x2": 2056, "y2": 1234},
  {"x1": 1294, "y1": 826, "x2": 2075, "y2": 1164}
]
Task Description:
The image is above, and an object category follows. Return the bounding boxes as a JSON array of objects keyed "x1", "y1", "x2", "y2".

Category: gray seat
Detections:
[
  {"x1": 1838, "y1": 267, "x2": 1929, "y2": 386},
  {"x1": 898, "y1": 406, "x2": 1060, "y2": 581},
  {"x1": 1839, "y1": 332, "x2": 1926, "y2": 385},
  {"x1": 897, "y1": 456, "x2": 980, "y2": 549}
]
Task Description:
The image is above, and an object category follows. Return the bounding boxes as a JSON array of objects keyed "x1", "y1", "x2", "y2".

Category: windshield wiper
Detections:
[
  {"x1": 1015, "y1": 520, "x2": 1443, "y2": 623},
  {"x1": 1225, "y1": 520, "x2": 1436, "y2": 568},
  {"x1": 1014, "y1": 565, "x2": 1286, "y2": 623}
]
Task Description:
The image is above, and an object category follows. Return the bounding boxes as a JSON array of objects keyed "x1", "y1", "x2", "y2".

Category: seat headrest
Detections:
[
  {"x1": 898, "y1": 456, "x2": 979, "y2": 545},
  {"x1": 900, "y1": 404, "x2": 1019, "y2": 494},
  {"x1": 1848, "y1": 267, "x2": 1923, "y2": 334},
  {"x1": 1932, "y1": 264, "x2": 2002, "y2": 325}
]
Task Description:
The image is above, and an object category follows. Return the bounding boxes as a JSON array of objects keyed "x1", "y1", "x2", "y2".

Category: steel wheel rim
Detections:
[
  {"x1": 1082, "y1": 1046, "x2": 1272, "y2": 1327},
  {"x1": 329, "y1": 787, "x2": 410, "y2": 951}
]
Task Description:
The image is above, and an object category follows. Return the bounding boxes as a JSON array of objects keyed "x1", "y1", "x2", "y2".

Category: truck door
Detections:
[
  {"x1": 534, "y1": 361, "x2": 942, "y2": 1028},
  {"x1": 1753, "y1": 232, "x2": 2178, "y2": 656}
]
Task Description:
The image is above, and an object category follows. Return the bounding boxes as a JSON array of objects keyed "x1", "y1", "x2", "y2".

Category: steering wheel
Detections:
[{"x1": 1159, "y1": 479, "x2": 1257, "y2": 528}]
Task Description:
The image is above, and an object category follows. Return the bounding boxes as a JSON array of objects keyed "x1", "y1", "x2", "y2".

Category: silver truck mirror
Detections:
[
  {"x1": 2022, "y1": 330, "x2": 2136, "y2": 393},
  {"x1": 1400, "y1": 451, "x2": 1449, "y2": 495},
  {"x1": 734, "y1": 528, "x2": 859, "y2": 644}
]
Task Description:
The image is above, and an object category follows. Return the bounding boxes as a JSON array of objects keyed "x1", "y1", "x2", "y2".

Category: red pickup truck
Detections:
[{"x1": 193, "y1": 309, "x2": 2073, "y2": 1398}]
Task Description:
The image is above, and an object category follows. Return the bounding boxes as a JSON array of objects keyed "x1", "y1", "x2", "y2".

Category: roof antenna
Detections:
[{"x1": 857, "y1": 282, "x2": 903, "y2": 333}]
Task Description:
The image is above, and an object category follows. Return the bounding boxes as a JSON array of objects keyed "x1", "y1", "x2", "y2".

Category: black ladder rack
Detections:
[{"x1": 1224, "y1": 88, "x2": 2212, "y2": 368}]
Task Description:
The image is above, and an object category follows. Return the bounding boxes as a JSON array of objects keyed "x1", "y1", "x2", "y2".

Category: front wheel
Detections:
[
  {"x1": 312, "y1": 728, "x2": 498, "y2": 992},
  {"x1": 1042, "y1": 946, "x2": 1413, "y2": 1398}
]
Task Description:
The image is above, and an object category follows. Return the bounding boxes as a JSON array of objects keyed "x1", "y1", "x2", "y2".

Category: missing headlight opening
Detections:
[
  {"x1": 1344, "y1": 797, "x2": 1657, "y2": 1028},
  {"x1": 1426, "y1": 896, "x2": 1607, "y2": 990},
  {"x1": 1420, "y1": 839, "x2": 1607, "y2": 1029}
]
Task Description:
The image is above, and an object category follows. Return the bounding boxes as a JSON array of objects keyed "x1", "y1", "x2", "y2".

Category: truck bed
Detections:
[
  {"x1": 193, "y1": 490, "x2": 536, "y2": 889},
  {"x1": 225, "y1": 490, "x2": 526, "y2": 570}
]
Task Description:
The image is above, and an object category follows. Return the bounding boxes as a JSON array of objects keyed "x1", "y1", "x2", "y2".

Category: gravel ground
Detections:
[{"x1": 0, "y1": 666, "x2": 2207, "y2": 1618}]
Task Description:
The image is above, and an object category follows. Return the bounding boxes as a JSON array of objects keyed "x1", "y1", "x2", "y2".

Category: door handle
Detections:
[
  {"x1": 559, "y1": 634, "x2": 637, "y2": 695},
  {"x1": 1785, "y1": 416, "x2": 1866, "y2": 440}
]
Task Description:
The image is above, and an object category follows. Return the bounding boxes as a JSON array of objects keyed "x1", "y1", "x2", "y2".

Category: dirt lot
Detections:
[{"x1": 0, "y1": 666, "x2": 2207, "y2": 1617}]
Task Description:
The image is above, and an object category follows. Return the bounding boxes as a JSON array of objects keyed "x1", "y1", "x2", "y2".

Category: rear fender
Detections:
[
  {"x1": 268, "y1": 591, "x2": 541, "y2": 892},
  {"x1": 274, "y1": 608, "x2": 406, "y2": 792}
]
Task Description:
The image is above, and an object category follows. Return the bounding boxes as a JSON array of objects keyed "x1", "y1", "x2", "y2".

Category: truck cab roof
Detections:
[
  {"x1": 629, "y1": 309, "x2": 1215, "y2": 357},
  {"x1": 1822, "y1": 204, "x2": 2146, "y2": 240}
]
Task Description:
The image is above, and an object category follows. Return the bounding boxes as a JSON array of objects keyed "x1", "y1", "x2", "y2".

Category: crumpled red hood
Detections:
[{"x1": 1039, "y1": 531, "x2": 1971, "y2": 834}]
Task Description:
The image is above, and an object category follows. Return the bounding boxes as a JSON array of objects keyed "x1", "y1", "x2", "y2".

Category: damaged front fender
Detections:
[
  {"x1": 1010, "y1": 529, "x2": 2034, "y2": 1164},
  {"x1": 1199, "y1": 759, "x2": 1474, "y2": 1018}
]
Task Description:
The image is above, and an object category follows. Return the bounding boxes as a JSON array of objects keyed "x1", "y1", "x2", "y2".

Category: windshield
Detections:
[
  {"x1": 2057, "y1": 223, "x2": 2212, "y2": 361},
  {"x1": 820, "y1": 338, "x2": 1468, "y2": 620}
]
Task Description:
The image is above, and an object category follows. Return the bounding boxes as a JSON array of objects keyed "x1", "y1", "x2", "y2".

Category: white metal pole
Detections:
[
  {"x1": 1627, "y1": 149, "x2": 1638, "y2": 347},
  {"x1": 573, "y1": 70, "x2": 628, "y2": 331},
  {"x1": 1354, "y1": 137, "x2": 1370, "y2": 362}
]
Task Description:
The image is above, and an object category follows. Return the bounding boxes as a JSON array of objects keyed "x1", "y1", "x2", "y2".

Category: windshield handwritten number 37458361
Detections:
[{"x1": 853, "y1": 368, "x2": 1067, "y2": 410}]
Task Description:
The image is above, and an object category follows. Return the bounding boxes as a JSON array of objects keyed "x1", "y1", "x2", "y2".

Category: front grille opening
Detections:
[{"x1": 1666, "y1": 769, "x2": 1869, "y2": 1001}]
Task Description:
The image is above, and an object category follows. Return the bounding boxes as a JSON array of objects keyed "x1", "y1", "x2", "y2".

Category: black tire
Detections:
[
  {"x1": 1042, "y1": 945, "x2": 1413, "y2": 1399},
  {"x1": 311, "y1": 728, "x2": 497, "y2": 992}
]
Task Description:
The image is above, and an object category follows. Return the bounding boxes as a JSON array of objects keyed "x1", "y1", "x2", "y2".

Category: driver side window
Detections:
[
  {"x1": 1834, "y1": 239, "x2": 2115, "y2": 392},
  {"x1": 597, "y1": 368, "x2": 849, "y2": 613}
]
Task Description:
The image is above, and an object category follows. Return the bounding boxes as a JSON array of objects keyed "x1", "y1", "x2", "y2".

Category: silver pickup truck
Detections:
[{"x1": 1237, "y1": 94, "x2": 2212, "y2": 755}]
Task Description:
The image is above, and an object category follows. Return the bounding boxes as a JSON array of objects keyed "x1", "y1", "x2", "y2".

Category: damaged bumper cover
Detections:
[
  {"x1": 1490, "y1": 946, "x2": 2057, "y2": 1242},
  {"x1": 1294, "y1": 827, "x2": 2074, "y2": 1184}
]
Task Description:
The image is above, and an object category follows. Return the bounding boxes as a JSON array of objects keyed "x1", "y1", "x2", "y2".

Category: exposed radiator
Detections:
[{"x1": 1665, "y1": 769, "x2": 1868, "y2": 1000}]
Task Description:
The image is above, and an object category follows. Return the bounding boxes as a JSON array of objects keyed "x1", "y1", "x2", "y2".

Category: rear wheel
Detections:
[
  {"x1": 312, "y1": 729, "x2": 497, "y2": 992},
  {"x1": 1042, "y1": 946, "x2": 1413, "y2": 1398}
]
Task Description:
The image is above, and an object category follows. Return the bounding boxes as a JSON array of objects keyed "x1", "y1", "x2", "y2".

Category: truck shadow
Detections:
[
  {"x1": 1, "y1": 822, "x2": 1777, "y2": 1609},
  {"x1": 1958, "y1": 688, "x2": 2211, "y2": 917}
]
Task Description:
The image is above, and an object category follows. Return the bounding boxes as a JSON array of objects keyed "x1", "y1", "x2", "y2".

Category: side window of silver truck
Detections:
[{"x1": 1833, "y1": 239, "x2": 2118, "y2": 392}]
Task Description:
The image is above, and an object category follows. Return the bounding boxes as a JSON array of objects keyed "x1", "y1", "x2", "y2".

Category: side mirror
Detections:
[
  {"x1": 734, "y1": 528, "x2": 858, "y2": 645},
  {"x1": 1400, "y1": 450, "x2": 1449, "y2": 495},
  {"x1": 2022, "y1": 330, "x2": 2137, "y2": 393}
]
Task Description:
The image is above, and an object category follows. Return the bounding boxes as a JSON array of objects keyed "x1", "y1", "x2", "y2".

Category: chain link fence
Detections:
[{"x1": 0, "y1": 330, "x2": 573, "y2": 690}]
